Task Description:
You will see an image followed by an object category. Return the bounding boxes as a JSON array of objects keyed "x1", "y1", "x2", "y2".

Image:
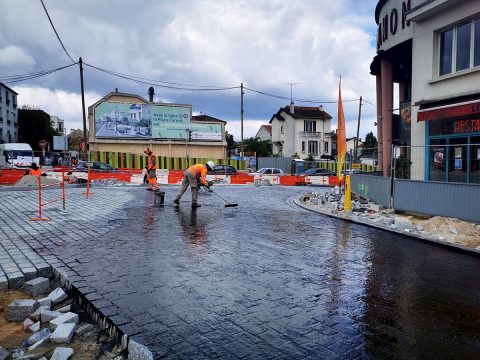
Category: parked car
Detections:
[
  {"x1": 251, "y1": 168, "x2": 285, "y2": 175},
  {"x1": 73, "y1": 161, "x2": 117, "y2": 172},
  {"x1": 341, "y1": 169, "x2": 366, "y2": 175},
  {"x1": 207, "y1": 164, "x2": 237, "y2": 175},
  {"x1": 301, "y1": 168, "x2": 336, "y2": 176}
]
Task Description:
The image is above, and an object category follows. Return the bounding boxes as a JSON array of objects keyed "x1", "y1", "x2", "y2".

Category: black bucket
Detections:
[{"x1": 154, "y1": 191, "x2": 165, "y2": 205}]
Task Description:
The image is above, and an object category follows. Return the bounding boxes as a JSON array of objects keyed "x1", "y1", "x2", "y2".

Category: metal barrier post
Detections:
[
  {"x1": 32, "y1": 174, "x2": 48, "y2": 221},
  {"x1": 83, "y1": 163, "x2": 93, "y2": 198},
  {"x1": 62, "y1": 170, "x2": 66, "y2": 210}
]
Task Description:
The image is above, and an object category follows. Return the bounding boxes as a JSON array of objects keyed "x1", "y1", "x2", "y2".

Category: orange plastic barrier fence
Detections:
[
  {"x1": 328, "y1": 176, "x2": 340, "y2": 186},
  {"x1": 89, "y1": 172, "x2": 130, "y2": 182},
  {"x1": 229, "y1": 174, "x2": 255, "y2": 184},
  {"x1": 117, "y1": 168, "x2": 142, "y2": 175},
  {"x1": 168, "y1": 169, "x2": 184, "y2": 184},
  {"x1": 279, "y1": 175, "x2": 308, "y2": 186}
]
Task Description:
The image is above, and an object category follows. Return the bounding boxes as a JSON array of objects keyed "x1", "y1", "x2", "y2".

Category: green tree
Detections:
[
  {"x1": 363, "y1": 131, "x2": 378, "y2": 156},
  {"x1": 225, "y1": 131, "x2": 235, "y2": 150},
  {"x1": 18, "y1": 109, "x2": 59, "y2": 150},
  {"x1": 243, "y1": 137, "x2": 272, "y2": 157}
]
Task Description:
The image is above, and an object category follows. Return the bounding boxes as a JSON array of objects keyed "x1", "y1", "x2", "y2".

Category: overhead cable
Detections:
[
  {"x1": 244, "y1": 86, "x2": 360, "y2": 104},
  {"x1": 84, "y1": 62, "x2": 240, "y2": 91},
  {"x1": 0, "y1": 63, "x2": 78, "y2": 84},
  {"x1": 39, "y1": 0, "x2": 75, "y2": 63}
]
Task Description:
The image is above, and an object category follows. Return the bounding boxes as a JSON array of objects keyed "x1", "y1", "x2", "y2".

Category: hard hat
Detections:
[{"x1": 206, "y1": 161, "x2": 215, "y2": 169}]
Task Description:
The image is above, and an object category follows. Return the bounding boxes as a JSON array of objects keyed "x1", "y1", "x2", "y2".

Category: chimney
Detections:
[
  {"x1": 148, "y1": 87, "x2": 155, "y2": 102},
  {"x1": 115, "y1": 88, "x2": 118, "y2": 93},
  {"x1": 290, "y1": 101, "x2": 294, "y2": 114}
]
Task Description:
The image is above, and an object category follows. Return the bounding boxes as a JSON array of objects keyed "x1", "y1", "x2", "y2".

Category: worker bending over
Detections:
[
  {"x1": 174, "y1": 161, "x2": 214, "y2": 208},
  {"x1": 144, "y1": 148, "x2": 160, "y2": 191},
  {"x1": 28, "y1": 163, "x2": 42, "y2": 176}
]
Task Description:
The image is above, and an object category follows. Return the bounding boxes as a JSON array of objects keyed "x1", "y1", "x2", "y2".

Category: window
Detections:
[
  {"x1": 475, "y1": 19, "x2": 480, "y2": 67},
  {"x1": 440, "y1": 17, "x2": 480, "y2": 75},
  {"x1": 280, "y1": 125, "x2": 284, "y2": 134},
  {"x1": 308, "y1": 141, "x2": 318, "y2": 155},
  {"x1": 302, "y1": 141, "x2": 305, "y2": 153},
  {"x1": 440, "y1": 29, "x2": 453, "y2": 75},
  {"x1": 304, "y1": 121, "x2": 316, "y2": 133},
  {"x1": 456, "y1": 22, "x2": 471, "y2": 71},
  {"x1": 272, "y1": 169, "x2": 282, "y2": 174},
  {"x1": 324, "y1": 141, "x2": 329, "y2": 153}
]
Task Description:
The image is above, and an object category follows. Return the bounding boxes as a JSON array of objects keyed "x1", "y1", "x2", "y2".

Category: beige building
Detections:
[
  {"x1": 88, "y1": 91, "x2": 227, "y2": 159},
  {"x1": 371, "y1": 0, "x2": 480, "y2": 182}
]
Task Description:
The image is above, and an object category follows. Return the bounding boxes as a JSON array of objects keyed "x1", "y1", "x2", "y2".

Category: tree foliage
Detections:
[
  {"x1": 225, "y1": 131, "x2": 235, "y2": 150},
  {"x1": 243, "y1": 137, "x2": 272, "y2": 157},
  {"x1": 18, "y1": 109, "x2": 59, "y2": 150},
  {"x1": 364, "y1": 131, "x2": 378, "y2": 149}
]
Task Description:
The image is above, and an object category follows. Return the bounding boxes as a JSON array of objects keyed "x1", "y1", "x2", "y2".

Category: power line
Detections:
[
  {"x1": 244, "y1": 86, "x2": 360, "y2": 104},
  {"x1": 84, "y1": 62, "x2": 240, "y2": 91},
  {"x1": 39, "y1": 0, "x2": 75, "y2": 63},
  {"x1": 0, "y1": 63, "x2": 78, "y2": 84}
]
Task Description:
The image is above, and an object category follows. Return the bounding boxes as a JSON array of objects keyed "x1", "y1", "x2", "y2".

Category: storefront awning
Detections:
[{"x1": 418, "y1": 100, "x2": 480, "y2": 121}]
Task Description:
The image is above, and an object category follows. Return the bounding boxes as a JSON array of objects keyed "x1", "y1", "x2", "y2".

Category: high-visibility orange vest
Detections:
[
  {"x1": 148, "y1": 154, "x2": 157, "y2": 170},
  {"x1": 29, "y1": 168, "x2": 42, "y2": 176},
  {"x1": 186, "y1": 164, "x2": 207, "y2": 185}
]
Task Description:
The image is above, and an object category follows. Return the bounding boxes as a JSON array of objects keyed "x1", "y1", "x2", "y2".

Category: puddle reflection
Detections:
[{"x1": 177, "y1": 208, "x2": 207, "y2": 250}]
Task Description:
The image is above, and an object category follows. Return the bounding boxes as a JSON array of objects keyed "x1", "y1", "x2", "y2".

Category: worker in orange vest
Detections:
[
  {"x1": 28, "y1": 163, "x2": 42, "y2": 176},
  {"x1": 174, "y1": 161, "x2": 214, "y2": 208},
  {"x1": 144, "y1": 148, "x2": 160, "y2": 191}
]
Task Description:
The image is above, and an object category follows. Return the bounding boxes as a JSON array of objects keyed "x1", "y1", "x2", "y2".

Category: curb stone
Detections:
[{"x1": 293, "y1": 197, "x2": 480, "y2": 256}]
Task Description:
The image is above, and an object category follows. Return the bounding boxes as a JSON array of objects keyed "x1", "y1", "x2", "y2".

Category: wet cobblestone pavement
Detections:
[{"x1": 1, "y1": 185, "x2": 480, "y2": 359}]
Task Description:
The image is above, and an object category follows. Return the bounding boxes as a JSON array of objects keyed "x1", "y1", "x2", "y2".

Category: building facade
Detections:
[
  {"x1": 88, "y1": 91, "x2": 227, "y2": 160},
  {"x1": 270, "y1": 104, "x2": 332, "y2": 160},
  {"x1": 255, "y1": 124, "x2": 272, "y2": 142},
  {"x1": 0, "y1": 82, "x2": 18, "y2": 143},
  {"x1": 371, "y1": 0, "x2": 480, "y2": 183},
  {"x1": 50, "y1": 116, "x2": 65, "y2": 135}
]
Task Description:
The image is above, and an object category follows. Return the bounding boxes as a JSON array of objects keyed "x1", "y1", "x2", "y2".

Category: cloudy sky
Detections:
[{"x1": 1, "y1": 0, "x2": 381, "y2": 141}]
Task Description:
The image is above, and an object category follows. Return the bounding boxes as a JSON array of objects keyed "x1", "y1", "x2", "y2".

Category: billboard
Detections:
[{"x1": 94, "y1": 101, "x2": 223, "y2": 140}]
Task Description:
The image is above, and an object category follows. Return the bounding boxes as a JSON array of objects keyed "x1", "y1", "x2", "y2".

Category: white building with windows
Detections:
[
  {"x1": 371, "y1": 0, "x2": 480, "y2": 183},
  {"x1": 0, "y1": 82, "x2": 18, "y2": 143},
  {"x1": 50, "y1": 116, "x2": 65, "y2": 135},
  {"x1": 269, "y1": 104, "x2": 332, "y2": 159}
]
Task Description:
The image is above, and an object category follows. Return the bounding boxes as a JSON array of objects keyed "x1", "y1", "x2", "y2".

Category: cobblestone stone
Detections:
[
  {"x1": 24, "y1": 277, "x2": 50, "y2": 296},
  {"x1": 1, "y1": 186, "x2": 480, "y2": 358},
  {"x1": 50, "y1": 323, "x2": 76, "y2": 344}
]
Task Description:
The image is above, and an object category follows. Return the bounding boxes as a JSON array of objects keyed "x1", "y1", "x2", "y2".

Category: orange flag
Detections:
[{"x1": 337, "y1": 78, "x2": 347, "y2": 181}]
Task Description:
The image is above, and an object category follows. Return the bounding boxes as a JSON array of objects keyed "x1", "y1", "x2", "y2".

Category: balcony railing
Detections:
[{"x1": 300, "y1": 131, "x2": 322, "y2": 137}]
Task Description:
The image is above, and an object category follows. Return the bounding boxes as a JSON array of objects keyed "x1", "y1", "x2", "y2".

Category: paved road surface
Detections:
[{"x1": 1, "y1": 185, "x2": 479, "y2": 359}]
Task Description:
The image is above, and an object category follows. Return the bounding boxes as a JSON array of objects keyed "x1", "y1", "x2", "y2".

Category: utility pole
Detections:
[
  {"x1": 240, "y1": 82, "x2": 244, "y2": 160},
  {"x1": 79, "y1": 57, "x2": 88, "y2": 160},
  {"x1": 355, "y1": 96, "x2": 363, "y2": 159}
]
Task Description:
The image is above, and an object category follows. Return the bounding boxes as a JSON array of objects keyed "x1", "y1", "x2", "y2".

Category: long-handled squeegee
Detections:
[{"x1": 209, "y1": 189, "x2": 238, "y2": 207}]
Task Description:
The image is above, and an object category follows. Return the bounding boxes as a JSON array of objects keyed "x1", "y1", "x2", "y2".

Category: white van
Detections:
[{"x1": 0, "y1": 143, "x2": 39, "y2": 169}]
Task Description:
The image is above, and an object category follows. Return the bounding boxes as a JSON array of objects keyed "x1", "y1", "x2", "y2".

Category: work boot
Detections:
[
  {"x1": 191, "y1": 203, "x2": 201, "y2": 209},
  {"x1": 173, "y1": 198, "x2": 180, "y2": 205}
]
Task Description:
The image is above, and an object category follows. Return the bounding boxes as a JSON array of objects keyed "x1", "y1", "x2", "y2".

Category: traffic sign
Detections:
[{"x1": 39, "y1": 140, "x2": 47, "y2": 149}]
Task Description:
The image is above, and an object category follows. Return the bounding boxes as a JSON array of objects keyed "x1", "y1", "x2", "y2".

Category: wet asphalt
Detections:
[
  {"x1": 4, "y1": 185, "x2": 479, "y2": 359},
  {"x1": 73, "y1": 185, "x2": 480, "y2": 359}
]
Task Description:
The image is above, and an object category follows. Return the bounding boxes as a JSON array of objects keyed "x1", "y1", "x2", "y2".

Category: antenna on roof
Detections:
[{"x1": 285, "y1": 82, "x2": 301, "y2": 114}]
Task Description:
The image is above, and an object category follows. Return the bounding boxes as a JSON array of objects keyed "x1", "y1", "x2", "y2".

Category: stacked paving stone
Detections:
[
  {"x1": 4, "y1": 278, "x2": 78, "y2": 359},
  {"x1": 0, "y1": 234, "x2": 52, "y2": 290}
]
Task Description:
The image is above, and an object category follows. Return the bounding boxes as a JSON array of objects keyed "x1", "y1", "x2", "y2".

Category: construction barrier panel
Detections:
[
  {"x1": 279, "y1": 175, "x2": 308, "y2": 186},
  {"x1": 32, "y1": 171, "x2": 66, "y2": 221}
]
